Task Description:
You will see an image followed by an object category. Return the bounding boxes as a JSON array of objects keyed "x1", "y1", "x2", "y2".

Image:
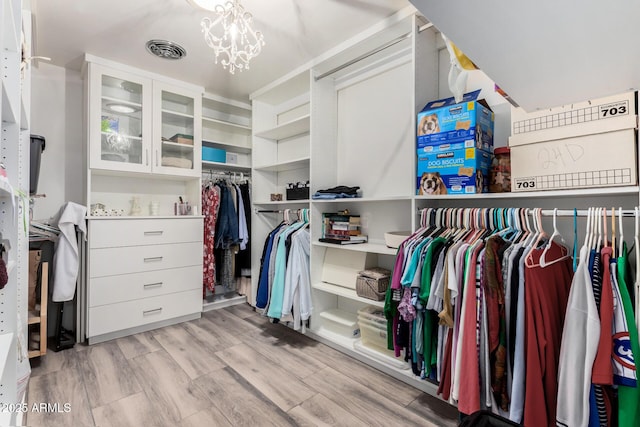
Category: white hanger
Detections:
[{"x1": 634, "y1": 206, "x2": 640, "y2": 334}]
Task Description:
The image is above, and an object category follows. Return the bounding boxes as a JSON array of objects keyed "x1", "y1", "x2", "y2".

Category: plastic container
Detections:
[
  {"x1": 489, "y1": 146, "x2": 511, "y2": 193},
  {"x1": 357, "y1": 306, "x2": 388, "y2": 328},
  {"x1": 30, "y1": 135, "x2": 46, "y2": 195},
  {"x1": 359, "y1": 321, "x2": 393, "y2": 356},
  {"x1": 319, "y1": 308, "x2": 360, "y2": 338},
  {"x1": 202, "y1": 146, "x2": 226, "y2": 163}
]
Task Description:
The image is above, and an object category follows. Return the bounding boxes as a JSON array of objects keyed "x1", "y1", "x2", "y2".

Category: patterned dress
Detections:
[{"x1": 202, "y1": 184, "x2": 220, "y2": 295}]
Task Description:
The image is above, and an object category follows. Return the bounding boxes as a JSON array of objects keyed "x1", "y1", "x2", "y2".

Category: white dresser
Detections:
[{"x1": 86, "y1": 217, "x2": 203, "y2": 343}]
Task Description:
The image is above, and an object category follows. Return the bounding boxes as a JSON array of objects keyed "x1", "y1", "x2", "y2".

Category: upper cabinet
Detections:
[
  {"x1": 88, "y1": 64, "x2": 152, "y2": 173},
  {"x1": 153, "y1": 81, "x2": 202, "y2": 177},
  {"x1": 86, "y1": 59, "x2": 202, "y2": 177},
  {"x1": 409, "y1": 0, "x2": 640, "y2": 111}
]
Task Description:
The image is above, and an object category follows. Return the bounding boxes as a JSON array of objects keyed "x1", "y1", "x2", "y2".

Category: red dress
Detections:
[{"x1": 202, "y1": 184, "x2": 220, "y2": 295}]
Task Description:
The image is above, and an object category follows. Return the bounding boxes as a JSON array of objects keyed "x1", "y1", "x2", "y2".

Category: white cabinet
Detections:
[
  {"x1": 84, "y1": 57, "x2": 205, "y2": 344},
  {"x1": 153, "y1": 81, "x2": 202, "y2": 177},
  {"x1": 86, "y1": 218, "x2": 203, "y2": 343},
  {"x1": 87, "y1": 60, "x2": 202, "y2": 177}
]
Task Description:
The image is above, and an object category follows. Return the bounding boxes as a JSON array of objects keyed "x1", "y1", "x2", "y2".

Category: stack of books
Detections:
[{"x1": 320, "y1": 212, "x2": 368, "y2": 245}]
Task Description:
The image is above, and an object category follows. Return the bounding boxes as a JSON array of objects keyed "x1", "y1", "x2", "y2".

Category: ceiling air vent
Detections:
[{"x1": 145, "y1": 40, "x2": 187, "y2": 60}]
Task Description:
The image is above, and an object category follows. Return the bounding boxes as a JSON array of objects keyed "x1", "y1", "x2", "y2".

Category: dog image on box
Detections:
[
  {"x1": 419, "y1": 172, "x2": 448, "y2": 195},
  {"x1": 417, "y1": 114, "x2": 440, "y2": 136},
  {"x1": 475, "y1": 169, "x2": 484, "y2": 193}
]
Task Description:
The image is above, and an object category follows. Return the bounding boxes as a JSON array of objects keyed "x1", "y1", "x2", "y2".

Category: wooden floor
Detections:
[{"x1": 27, "y1": 304, "x2": 459, "y2": 427}]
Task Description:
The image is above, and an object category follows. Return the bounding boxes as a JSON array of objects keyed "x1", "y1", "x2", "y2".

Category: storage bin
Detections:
[
  {"x1": 359, "y1": 321, "x2": 391, "y2": 354},
  {"x1": 286, "y1": 187, "x2": 309, "y2": 200},
  {"x1": 30, "y1": 135, "x2": 45, "y2": 195},
  {"x1": 202, "y1": 146, "x2": 226, "y2": 163},
  {"x1": 319, "y1": 308, "x2": 360, "y2": 338},
  {"x1": 355, "y1": 268, "x2": 390, "y2": 301},
  {"x1": 357, "y1": 306, "x2": 387, "y2": 328}
]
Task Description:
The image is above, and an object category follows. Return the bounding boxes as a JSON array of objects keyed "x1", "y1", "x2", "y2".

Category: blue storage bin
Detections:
[{"x1": 202, "y1": 146, "x2": 226, "y2": 163}]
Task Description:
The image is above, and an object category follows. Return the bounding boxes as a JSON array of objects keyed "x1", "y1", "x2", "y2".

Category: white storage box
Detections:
[
  {"x1": 321, "y1": 248, "x2": 376, "y2": 290},
  {"x1": 509, "y1": 91, "x2": 637, "y2": 147},
  {"x1": 319, "y1": 309, "x2": 360, "y2": 338},
  {"x1": 511, "y1": 129, "x2": 637, "y2": 192}
]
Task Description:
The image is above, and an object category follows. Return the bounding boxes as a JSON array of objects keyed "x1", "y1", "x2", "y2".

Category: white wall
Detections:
[{"x1": 30, "y1": 63, "x2": 84, "y2": 221}]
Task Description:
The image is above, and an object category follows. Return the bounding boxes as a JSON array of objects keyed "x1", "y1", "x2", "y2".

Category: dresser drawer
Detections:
[
  {"x1": 89, "y1": 266, "x2": 202, "y2": 307},
  {"x1": 88, "y1": 289, "x2": 203, "y2": 337},
  {"x1": 89, "y1": 218, "x2": 203, "y2": 249},
  {"x1": 89, "y1": 242, "x2": 202, "y2": 278}
]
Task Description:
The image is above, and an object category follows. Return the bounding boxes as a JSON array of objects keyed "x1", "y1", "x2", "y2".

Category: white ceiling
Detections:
[{"x1": 32, "y1": 0, "x2": 412, "y2": 103}]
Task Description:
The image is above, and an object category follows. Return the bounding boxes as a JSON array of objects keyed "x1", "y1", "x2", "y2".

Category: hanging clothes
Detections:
[
  {"x1": 256, "y1": 210, "x2": 311, "y2": 331},
  {"x1": 202, "y1": 183, "x2": 221, "y2": 295}
]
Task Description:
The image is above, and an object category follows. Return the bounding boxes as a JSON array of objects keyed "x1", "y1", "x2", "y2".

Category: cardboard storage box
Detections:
[
  {"x1": 417, "y1": 148, "x2": 491, "y2": 195},
  {"x1": 417, "y1": 89, "x2": 495, "y2": 153},
  {"x1": 202, "y1": 146, "x2": 226, "y2": 163},
  {"x1": 509, "y1": 91, "x2": 637, "y2": 146},
  {"x1": 510, "y1": 129, "x2": 637, "y2": 192}
]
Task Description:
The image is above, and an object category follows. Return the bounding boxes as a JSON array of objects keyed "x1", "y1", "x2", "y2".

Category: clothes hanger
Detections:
[
  {"x1": 634, "y1": 206, "x2": 640, "y2": 331},
  {"x1": 540, "y1": 208, "x2": 570, "y2": 268},
  {"x1": 611, "y1": 207, "x2": 616, "y2": 256},
  {"x1": 618, "y1": 206, "x2": 624, "y2": 258}
]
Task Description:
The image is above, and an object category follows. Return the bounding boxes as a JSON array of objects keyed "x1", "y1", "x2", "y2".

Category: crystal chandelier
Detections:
[{"x1": 192, "y1": 0, "x2": 265, "y2": 74}]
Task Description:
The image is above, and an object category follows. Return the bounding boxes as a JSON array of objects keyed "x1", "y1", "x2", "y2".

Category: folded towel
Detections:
[{"x1": 162, "y1": 156, "x2": 193, "y2": 169}]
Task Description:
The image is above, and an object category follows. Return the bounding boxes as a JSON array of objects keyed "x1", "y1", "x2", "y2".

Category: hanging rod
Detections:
[
  {"x1": 315, "y1": 31, "x2": 411, "y2": 81},
  {"x1": 254, "y1": 209, "x2": 303, "y2": 214},
  {"x1": 415, "y1": 208, "x2": 639, "y2": 217}
]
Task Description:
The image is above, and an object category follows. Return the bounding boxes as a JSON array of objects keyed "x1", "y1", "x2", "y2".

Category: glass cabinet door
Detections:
[
  {"x1": 90, "y1": 65, "x2": 152, "y2": 172},
  {"x1": 153, "y1": 83, "x2": 201, "y2": 176}
]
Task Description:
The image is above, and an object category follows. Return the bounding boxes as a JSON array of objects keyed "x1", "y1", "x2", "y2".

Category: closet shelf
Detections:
[
  {"x1": 161, "y1": 109, "x2": 194, "y2": 119},
  {"x1": 415, "y1": 186, "x2": 640, "y2": 200},
  {"x1": 312, "y1": 240, "x2": 397, "y2": 256},
  {"x1": 87, "y1": 215, "x2": 204, "y2": 220},
  {"x1": 312, "y1": 282, "x2": 385, "y2": 308},
  {"x1": 312, "y1": 196, "x2": 412, "y2": 203},
  {"x1": 100, "y1": 131, "x2": 142, "y2": 141},
  {"x1": 202, "y1": 139, "x2": 251, "y2": 154},
  {"x1": 162, "y1": 140, "x2": 194, "y2": 151},
  {"x1": 202, "y1": 116, "x2": 251, "y2": 131},
  {"x1": 101, "y1": 96, "x2": 143, "y2": 109},
  {"x1": 254, "y1": 199, "x2": 310, "y2": 205},
  {"x1": 202, "y1": 161, "x2": 251, "y2": 172},
  {"x1": 253, "y1": 157, "x2": 310, "y2": 172},
  {"x1": 202, "y1": 294, "x2": 247, "y2": 312},
  {"x1": 254, "y1": 115, "x2": 310, "y2": 140}
]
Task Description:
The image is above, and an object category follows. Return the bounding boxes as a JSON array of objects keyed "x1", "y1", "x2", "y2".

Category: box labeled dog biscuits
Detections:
[
  {"x1": 417, "y1": 89, "x2": 495, "y2": 153},
  {"x1": 417, "y1": 148, "x2": 491, "y2": 195}
]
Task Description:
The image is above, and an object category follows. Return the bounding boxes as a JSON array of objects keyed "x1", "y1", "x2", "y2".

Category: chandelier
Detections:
[{"x1": 190, "y1": 0, "x2": 265, "y2": 74}]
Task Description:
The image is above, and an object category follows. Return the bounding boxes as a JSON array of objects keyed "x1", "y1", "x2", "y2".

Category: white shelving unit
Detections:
[
  {"x1": 253, "y1": 157, "x2": 310, "y2": 172},
  {"x1": 1, "y1": 2, "x2": 31, "y2": 422},
  {"x1": 249, "y1": 6, "x2": 640, "y2": 416},
  {"x1": 200, "y1": 93, "x2": 252, "y2": 309}
]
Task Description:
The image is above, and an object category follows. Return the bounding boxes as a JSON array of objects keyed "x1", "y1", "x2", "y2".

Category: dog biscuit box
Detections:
[
  {"x1": 417, "y1": 89, "x2": 495, "y2": 153},
  {"x1": 417, "y1": 148, "x2": 491, "y2": 195}
]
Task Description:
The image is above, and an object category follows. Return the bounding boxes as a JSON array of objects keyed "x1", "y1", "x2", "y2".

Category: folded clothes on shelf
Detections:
[{"x1": 312, "y1": 185, "x2": 361, "y2": 199}]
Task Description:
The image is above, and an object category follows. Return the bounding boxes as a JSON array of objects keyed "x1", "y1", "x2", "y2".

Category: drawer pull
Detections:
[
  {"x1": 144, "y1": 282, "x2": 163, "y2": 289},
  {"x1": 144, "y1": 256, "x2": 163, "y2": 263},
  {"x1": 143, "y1": 308, "x2": 163, "y2": 316},
  {"x1": 144, "y1": 231, "x2": 164, "y2": 236}
]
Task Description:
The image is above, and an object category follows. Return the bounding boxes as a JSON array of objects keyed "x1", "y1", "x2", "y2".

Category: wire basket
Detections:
[{"x1": 355, "y1": 268, "x2": 390, "y2": 301}]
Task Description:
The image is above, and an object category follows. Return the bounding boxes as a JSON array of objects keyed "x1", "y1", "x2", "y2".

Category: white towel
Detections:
[{"x1": 52, "y1": 202, "x2": 87, "y2": 302}]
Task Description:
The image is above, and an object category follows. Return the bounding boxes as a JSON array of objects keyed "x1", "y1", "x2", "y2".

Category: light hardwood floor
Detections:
[{"x1": 27, "y1": 304, "x2": 459, "y2": 427}]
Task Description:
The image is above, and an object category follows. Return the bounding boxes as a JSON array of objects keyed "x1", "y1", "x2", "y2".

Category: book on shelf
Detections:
[
  {"x1": 322, "y1": 212, "x2": 362, "y2": 240},
  {"x1": 319, "y1": 235, "x2": 368, "y2": 245}
]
